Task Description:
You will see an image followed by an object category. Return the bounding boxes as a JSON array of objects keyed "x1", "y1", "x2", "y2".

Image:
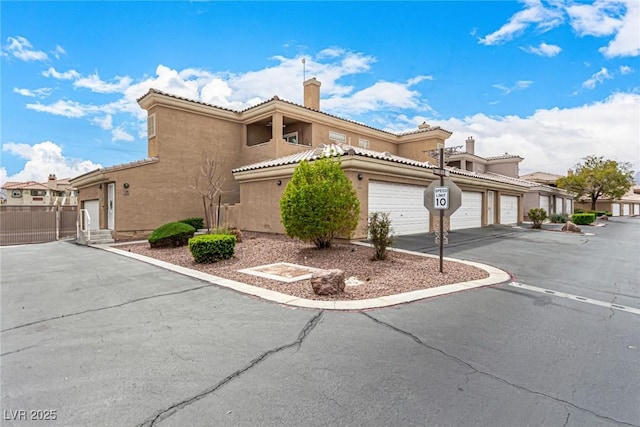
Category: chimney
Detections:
[
  {"x1": 48, "y1": 174, "x2": 56, "y2": 181},
  {"x1": 418, "y1": 121, "x2": 430, "y2": 130},
  {"x1": 303, "y1": 78, "x2": 321, "y2": 110},
  {"x1": 465, "y1": 136, "x2": 475, "y2": 155}
]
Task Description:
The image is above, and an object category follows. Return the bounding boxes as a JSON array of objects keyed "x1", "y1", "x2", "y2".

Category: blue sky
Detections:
[{"x1": 1, "y1": 0, "x2": 639, "y2": 186}]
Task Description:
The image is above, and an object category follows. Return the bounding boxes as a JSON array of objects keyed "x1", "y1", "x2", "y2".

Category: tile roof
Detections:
[
  {"x1": 70, "y1": 157, "x2": 159, "y2": 183},
  {"x1": 2, "y1": 181, "x2": 54, "y2": 191},
  {"x1": 138, "y1": 89, "x2": 452, "y2": 138},
  {"x1": 233, "y1": 143, "x2": 539, "y2": 189},
  {"x1": 484, "y1": 153, "x2": 523, "y2": 161}
]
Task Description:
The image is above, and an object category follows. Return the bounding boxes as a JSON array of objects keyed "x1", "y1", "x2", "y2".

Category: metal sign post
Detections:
[{"x1": 437, "y1": 146, "x2": 444, "y2": 273}]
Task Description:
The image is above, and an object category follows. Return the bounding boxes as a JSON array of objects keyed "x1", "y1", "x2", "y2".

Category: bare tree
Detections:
[{"x1": 189, "y1": 156, "x2": 228, "y2": 231}]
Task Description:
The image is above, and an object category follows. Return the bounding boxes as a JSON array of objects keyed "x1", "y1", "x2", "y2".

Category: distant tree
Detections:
[
  {"x1": 557, "y1": 155, "x2": 634, "y2": 210},
  {"x1": 280, "y1": 156, "x2": 360, "y2": 249}
]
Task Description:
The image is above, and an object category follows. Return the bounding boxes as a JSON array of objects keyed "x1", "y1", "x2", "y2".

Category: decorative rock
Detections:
[
  {"x1": 310, "y1": 269, "x2": 345, "y2": 295},
  {"x1": 599, "y1": 215, "x2": 609, "y2": 221},
  {"x1": 562, "y1": 221, "x2": 581, "y2": 233}
]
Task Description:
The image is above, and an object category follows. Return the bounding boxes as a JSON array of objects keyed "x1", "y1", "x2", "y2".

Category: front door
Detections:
[{"x1": 107, "y1": 183, "x2": 115, "y2": 230}]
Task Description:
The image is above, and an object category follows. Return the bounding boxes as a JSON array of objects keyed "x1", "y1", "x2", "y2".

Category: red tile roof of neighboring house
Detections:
[
  {"x1": 138, "y1": 89, "x2": 453, "y2": 138},
  {"x1": 1, "y1": 181, "x2": 52, "y2": 191}
]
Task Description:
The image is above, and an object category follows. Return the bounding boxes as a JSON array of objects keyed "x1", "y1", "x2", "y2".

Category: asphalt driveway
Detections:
[{"x1": 1, "y1": 218, "x2": 639, "y2": 426}]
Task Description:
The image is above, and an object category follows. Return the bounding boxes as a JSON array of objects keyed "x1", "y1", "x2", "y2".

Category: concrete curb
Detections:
[{"x1": 94, "y1": 243, "x2": 511, "y2": 310}]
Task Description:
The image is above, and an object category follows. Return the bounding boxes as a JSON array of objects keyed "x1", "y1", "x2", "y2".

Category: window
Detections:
[
  {"x1": 329, "y1": 131, "x2": 346, "y2": 144},
  {"x1": 11, "y1": 190, "x2": 21, "y2": 198},
  {"x1": 284, "y1": 131, "x2": 299, "y2": 144},
  {"x1": 148, "y1": 113, "x2": 156, "y2": 138},
  {"x1": 31, "y1": 190, "x2": 47, "y2": 197},
  {"x1": 358, "y1": 138, "x2": 370, "y2": 149}
]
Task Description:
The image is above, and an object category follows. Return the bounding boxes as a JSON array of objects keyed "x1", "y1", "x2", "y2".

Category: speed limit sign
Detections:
[{"x1": 434, "y1": 186, "x2": 449, "y2": 209}]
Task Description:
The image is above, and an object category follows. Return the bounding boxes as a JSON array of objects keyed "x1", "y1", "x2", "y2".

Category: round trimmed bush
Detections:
[
  {"x1": 148, "y1": 222, "x2": 195, "y2": 248},
  {"x1": 189, "y1": 234, "x2": 236, "y2": 263}
]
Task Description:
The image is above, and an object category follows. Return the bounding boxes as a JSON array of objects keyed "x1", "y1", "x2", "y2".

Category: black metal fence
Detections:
[{"x1": 0, "y1": 205, "x2": 78, "y2": 246}]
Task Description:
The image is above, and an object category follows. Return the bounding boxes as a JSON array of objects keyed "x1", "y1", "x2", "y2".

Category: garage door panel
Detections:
[
  {"x1": 612, "y1": 203, "x2": 620, "y2": 216},
  {"x1": 500, "y1": 195, "x2": 518, "y2": 225},
  {"x1": 450, "y1": 192, "x2": 482, "y2": 230},
  {"x1": 368, "y1": 182, "x2": 429, "y2": 236},
  {"x1": 540, "y1": 195, "x2": 550, "y2": 214},
  {"x1": 634, "y1": 204, "x2": 639, "y2": 216},
  {"x1": 623, "y1": 204, "x2": 630, "y2": 216}
]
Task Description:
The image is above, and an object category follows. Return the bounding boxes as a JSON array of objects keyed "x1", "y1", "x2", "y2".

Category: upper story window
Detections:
[
  {"x1": 148, "y1": 113, "x2": 156, "y2": 138},
  {"x1": 284, "y1": 131, "x2": 299, "y2": 144},
  {"x1": 358, "y1": 138, "x2": 370, "y2": 149},
  {"x1": 11, "y1": 190, "x2": 21, "y2": 198},
  {"x1": 329, "y1": 131, "x2": 346, "y2": 144},
  {"x1": 31, "y1": 190, "x2": 47, "y2": 197}
]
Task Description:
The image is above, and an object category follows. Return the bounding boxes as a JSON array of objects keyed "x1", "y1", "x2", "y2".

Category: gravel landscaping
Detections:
[{"x1": 117, "y1": 231, "x2": 489, "y2": 301}]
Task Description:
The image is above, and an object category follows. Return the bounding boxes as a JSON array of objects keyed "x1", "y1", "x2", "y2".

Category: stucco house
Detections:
[
  {"x1": 2, "y1": 174, "x2": 77, "y2": 206},
  {"x1": 574, "y1": 184, "x2": 640, "y2": 217},
  {"x1": 518, "y1": 171, "x2": 573, "y2": 219},
  {"x1": 71, "y1": 78, "x2": 535, "y2": 241}
]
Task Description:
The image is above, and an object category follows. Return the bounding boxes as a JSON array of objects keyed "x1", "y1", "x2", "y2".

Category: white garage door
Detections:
[
  {"x1": 623, "y1": 204, "x2": 630, "y2": 216},
  {"x1": 450, "y1": 191, "x2": 482, "y2": 230},
  {"x1": 634, "y1": 204, "x2": 639, "y2": 216},
  {"x1": 500, "y1": 195, "x2": 519, "y2": 225},
  {"x1": 554, "y1": 197, "x2": 561, "y2": 214},
  {"x1": 83, "y1": 199, "x2": 100, "y2": 231},
  {"x1": 368, "y1": 181, "x2": 429, "y2": 236},
  {"x1": 612, "y1": 203, "x2": 621, "y2": 216},
  {"x1": 566, "y1": 199, "x2": 573, "y2": 214},
  {"x1": 540, "y1": 195, "x2": 550, "y2": 215}
]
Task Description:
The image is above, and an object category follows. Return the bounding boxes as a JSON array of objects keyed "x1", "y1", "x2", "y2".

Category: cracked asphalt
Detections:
[{"x1": 1, "y1": 218, "x2": 639, "y2": 426}]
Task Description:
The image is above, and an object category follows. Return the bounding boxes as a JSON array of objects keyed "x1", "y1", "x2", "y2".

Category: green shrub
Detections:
[
  {"x1": 280, "y1": 156, "x2": 360, "y2": 249},
  {"x1": 549, "y1": 213, "x2": 569, "y2": 223},
  {"x1": 179, "y1": 217, "x2": 204, "y2": 230},
  {"x1": 571, "y1": 213, "x2": 596, "y2": 225},
  {"x1": 575, "y1": 209, "x2": 584, "y2": 213},
  {"x1": 528, "y1": 208, "x2": 547, "y2": 229},
  {"x1": 148, "y1": 222, "x2": 195, "y2": 248},
  {"x1": 208, "y1": 227, "x2": 243, "y2": 243},
  {"x1": 369, "y1": 212, "x2": 394, "y2": 261},
  {"x1": 189, "y1": 234, "x2": 236, "y2": 263}
]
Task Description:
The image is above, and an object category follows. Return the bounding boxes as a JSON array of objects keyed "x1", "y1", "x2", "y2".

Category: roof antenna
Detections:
[{"x1": 302, "y1": 57, "x2": 306, "y2": 82}]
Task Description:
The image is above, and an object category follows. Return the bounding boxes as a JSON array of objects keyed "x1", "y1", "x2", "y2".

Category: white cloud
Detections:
[
  {"x1": 91, "y1": 114, "x2": 113, "y2": 130},
  {"x1": 582, "y1": 67, "x2": 612, "y2": 89},
  {"x1": 2, "y1": 36, "x2": 48, "y2": 61},
  {"x1": 520, "y1": 42, "x2": 562, "y2": 57},
  {"x1": 74, "y1": 72, "x2": 133, "y2": 93},
  {"x1": 479, "y1": 0, "x2": 564, "y2": 45},
  {"x1": 13, "y1": 87, "x2": 52, "y2": 98},
  {"x1": 111, "y1": 127, "x2": 134, "y2": 142},
  {"x1": 394, "y1": 92, "x2": 640, "y2": 176},
  {"x1": 493, "y1": 80, "x2": 534, "y2": 95},
  {"x1": 42, "y1": 67, "x2": 80, "y2": 80},
  {"x1": 0, "y1": 141, "x2": 101, "y2": 185},
  {"x1": 565, "y1": 1, "x2": 623, "y2": 37},
  {"x1": 620, "y1": 65, "x2": 633, "y2": 74},
  {"x1": 599, "y1": 0, "x2": 640, "y2": 57},
  {"x1": 26, "y1": 100, "x2": 97, "y2": 118},
  {"x1": 52, "y1": 45, "x2": 66, "y2": 59}
]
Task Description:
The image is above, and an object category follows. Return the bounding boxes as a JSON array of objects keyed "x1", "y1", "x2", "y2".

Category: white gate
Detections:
[
  {"x1": 83, "y1": 200, "x2": 100, "y2": 231},
  {"x1": 107, "y1": 183, "x2": 115, "y2": 230}
]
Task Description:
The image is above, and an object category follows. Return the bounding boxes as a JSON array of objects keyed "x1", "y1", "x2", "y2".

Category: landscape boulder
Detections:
[
  {"x1": 599, "y1": 215, "x2": 609, "y2": 221},
  {"x1": 562, "y1": 221, "x2": 581, "y2": 233},
  {"x1": 310, "y1": 269, "x2": 345, "y2": 295}
]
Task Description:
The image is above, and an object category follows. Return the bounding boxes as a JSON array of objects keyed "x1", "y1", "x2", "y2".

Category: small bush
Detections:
[
  {"x1": 575, "y1": 209, "x2": 584, "y2": 214},
  {"x1": 549, "y1": 213, "x2": 569, "y2": 223},
  {"x1": 369, "y1": 212, "x2": 394, "y2": 261},
  {"x1": 571, "y1": 213, "x2": 596, "y2": 225},
  {"x1": 189, "y1": 234, "x2": 236, "y2": 263},
  {"x1": 208, "y1": 226, "x2": 243, "y2": 243},
  {"x1": 528, "y1": 208, "x2": 547, "y2": 229},
  {"x1": 179, "y1": 217, "x2": 204, "y2": 230},
  {"x1": 148, "y1": 222, "x2": 195, "y2": 248}
]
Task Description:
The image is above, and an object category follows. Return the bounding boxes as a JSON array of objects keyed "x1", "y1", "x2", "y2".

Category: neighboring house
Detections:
[
  {"x1": 448, "y1": 143, "x2": 574, "y2": 220},
  {"x1": 519, "y1": 171, "x2": 574, "y2": 219},
  {"x1": 71, "y1": 78, "x2": 533, "y2": 241},
  {"x1": 1, "y1": 174, "x2": 77, "y2": 206},
  {"x1": 574, "y1": 184, "x2": 640, "y2": 217}
]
